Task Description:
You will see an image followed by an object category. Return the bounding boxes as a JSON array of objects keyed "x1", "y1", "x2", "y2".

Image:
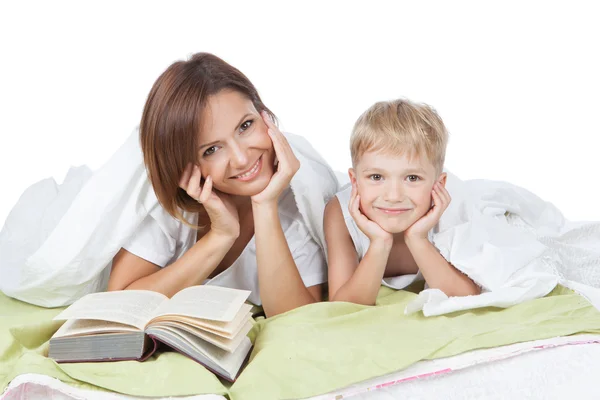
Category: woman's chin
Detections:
[{"x1": 223, "y1": 174, "x2": 272, "y2": 197}]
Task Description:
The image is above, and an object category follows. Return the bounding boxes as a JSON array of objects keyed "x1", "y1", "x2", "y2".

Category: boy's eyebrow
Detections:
[{"x1": 362, "y1": 167, "x2": 428, "y2": 174}]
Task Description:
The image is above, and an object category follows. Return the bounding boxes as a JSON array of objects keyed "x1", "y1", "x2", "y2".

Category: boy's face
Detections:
[{"x1": 349, "y1": 150, "x2": 446, "y2": 235}]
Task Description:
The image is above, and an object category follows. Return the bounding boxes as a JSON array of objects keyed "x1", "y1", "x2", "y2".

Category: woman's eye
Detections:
[
  {"x1": 240, "y1": 119, "x2": 253, "y2": 132},
  {"x1": 407, "y1": 175, "x2": 420, "y2": 182},
  {"x1": 369, "y1": 174, "x2": 383, "y2": 181},
  {"x1": 203, "y1": 146, "x2": 218, "y2": 156}
]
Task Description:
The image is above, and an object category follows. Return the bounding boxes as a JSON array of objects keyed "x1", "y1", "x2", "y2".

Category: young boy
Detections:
[{"x1": 324, "y1": 99, "x2": 480, "y2": 305}]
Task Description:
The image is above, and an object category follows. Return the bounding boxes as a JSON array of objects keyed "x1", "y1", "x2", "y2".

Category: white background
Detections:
[{"x1": 1, "y1": 0, "x2": 598, "y2": 227}]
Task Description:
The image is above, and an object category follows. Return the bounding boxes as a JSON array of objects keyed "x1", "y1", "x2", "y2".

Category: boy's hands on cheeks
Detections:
[
  {"x1": 349, "y1": 182, "x2": 393, "y2": 245},
  {"x1": 404, "y1": 181, "x2": 450, "y2": 242},
  {"x1": 179, "y1": 164, "x2": 240, "y2": 239},
  {"x1": 251, "y1": 111, "x2": 300, "y2": 206}
]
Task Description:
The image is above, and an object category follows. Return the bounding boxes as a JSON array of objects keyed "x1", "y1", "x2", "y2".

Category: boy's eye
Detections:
[
  {"x1": 240, "y1": 119, "x2": 253, "y2": 132},
  {"x1": 369, "y1": 174, "x2": 383, "y2": 181},
  {"x1": 203, "y1": 146, "x2": 218, "y2": 156},
  {"x1": 407, "y1": 175, "x2": 420, "y2": 182}
]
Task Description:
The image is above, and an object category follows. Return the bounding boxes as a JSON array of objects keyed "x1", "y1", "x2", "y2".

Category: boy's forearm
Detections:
[
  {"x1": 405, "y1": 238, "x2": 481, "y2": 297},
  {"x1": 331, "y1": 240, "x2": 392, "y2": 305}
]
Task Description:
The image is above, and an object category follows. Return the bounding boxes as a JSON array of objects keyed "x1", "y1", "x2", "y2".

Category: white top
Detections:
[
  {"x1": 335, "y1": 183, "x2": 433, "y2": 290},
  {"x1": 123, "y1": 187, "x2": 327, "y2": 305}
]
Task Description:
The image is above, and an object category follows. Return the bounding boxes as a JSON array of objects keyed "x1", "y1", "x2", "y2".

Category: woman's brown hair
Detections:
[{"x1": 140, "y1": 53, "x2": 276, "y2": 224}]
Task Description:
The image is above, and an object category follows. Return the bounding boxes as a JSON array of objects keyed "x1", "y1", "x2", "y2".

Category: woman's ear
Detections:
[{"x1": 348, "y1": 168, "x2": 357, "y2": 185}]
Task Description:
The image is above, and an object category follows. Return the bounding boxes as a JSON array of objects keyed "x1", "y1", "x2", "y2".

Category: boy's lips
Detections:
[{"x1": 376, "y1": 207, "x2": 412, "y2": 215}]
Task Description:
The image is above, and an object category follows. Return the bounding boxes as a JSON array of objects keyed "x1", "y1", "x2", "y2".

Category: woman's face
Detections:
[{"x1": 196, "y1": 89, "x2": 276, "y2": 197}]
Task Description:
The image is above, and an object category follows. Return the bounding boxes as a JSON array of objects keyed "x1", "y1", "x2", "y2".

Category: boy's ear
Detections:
[
  {"x1": 438, "y1": 172, "x2": 447, "y2": 188},
  {"x1": 348, "y1": 168, "x2": 357, "y2": 185}
]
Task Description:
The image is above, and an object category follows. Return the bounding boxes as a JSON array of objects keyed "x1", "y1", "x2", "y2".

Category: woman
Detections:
[{"x1": 0, "y1": 53, "x2": 338, "y2": 317}]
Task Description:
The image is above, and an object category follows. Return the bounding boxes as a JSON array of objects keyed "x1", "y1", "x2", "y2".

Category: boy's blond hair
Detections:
[{"x1": 350, "y1": 99, "x2": 448, "y2": 174}]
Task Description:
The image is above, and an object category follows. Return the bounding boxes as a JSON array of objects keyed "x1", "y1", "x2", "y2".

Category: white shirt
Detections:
[{"x1": 123, "y1": 188, "x2": 327, "y2": 305}]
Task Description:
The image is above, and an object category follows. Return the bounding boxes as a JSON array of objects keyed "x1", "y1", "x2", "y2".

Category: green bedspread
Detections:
[{"x1": 2, "y1": 286, "x2": 600, "y2": 399}]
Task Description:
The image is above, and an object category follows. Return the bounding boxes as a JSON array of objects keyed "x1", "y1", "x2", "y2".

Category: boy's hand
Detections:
[
  {"x1": 405, "y1": 181, "x2": 450, "y2": 241},
  {"x1": 349, "y1": 182, "x2": 393, "y2": 244}
]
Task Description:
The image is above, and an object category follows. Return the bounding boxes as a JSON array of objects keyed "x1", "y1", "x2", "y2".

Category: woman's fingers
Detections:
[
  {"x1": 268, "y1": 128, "x2": 299, "y2": 176},
  {"x1": 261, "y1": 111, "x2": 297, "y2": 170},
  {"x1": 198, "y1": 175, "x2": 213, "y2": 204},
  {"x1": 261, "y1": 110, "x2": 276, "y2": 130},
  {"x1": 179, "y1": 163, "x2": 193, "y2": 189},
  {"x1": 186, "y1": 165, "x2": 203, "y2": 198}
]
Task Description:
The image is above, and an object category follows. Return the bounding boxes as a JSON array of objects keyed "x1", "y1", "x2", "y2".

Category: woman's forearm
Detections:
[
  {"x1": 124, "y1": 230, "x2": 236, "y2": 297},
  {"x1": 252, "y1": 202, "x2": 317, "y2": 317}
]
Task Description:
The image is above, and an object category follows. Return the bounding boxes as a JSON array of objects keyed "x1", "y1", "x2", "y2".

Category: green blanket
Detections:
[{"x1": 2, "y1": 286, "x2": 600, "y2": 400}]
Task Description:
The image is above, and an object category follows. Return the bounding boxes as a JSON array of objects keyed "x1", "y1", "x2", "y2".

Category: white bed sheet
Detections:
[
  {"x1": 344, "y1": 343, "x2": 600, "y2": 400},
  {"x1": 316, "y1": 335, "x2": 600, "y2": 400},
  {"x1": 3, "y1": 336, "x2": 599, "y2": 400}
]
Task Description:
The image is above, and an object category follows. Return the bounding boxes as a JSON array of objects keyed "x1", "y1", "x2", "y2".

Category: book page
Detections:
[
  {"x1": 53, "y1": 290, "x2": 168, "y2": 330},
  {"x1": 52, "y1": 319, "x2": 140, "y2": 339},
  {"x1": 149, "y1": 304, "x2": 253, "y2": 337},
  {"x1": 148, "y1": 326, "x2": 252, "y2": 380},
  {"x1": 148, "y1": 319, "x2": 252, "y2": 352},
  {"x1": 153, "y1": 285, "x2": 251, "y2": 322}
]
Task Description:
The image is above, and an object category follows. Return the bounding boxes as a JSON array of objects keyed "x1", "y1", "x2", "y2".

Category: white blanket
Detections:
[
  {"x1": 0, "y1": 129, "x2": 338, "y2": 307},
  {"x1": 409, "y1": 172, "x2": 600, "y2": 316}
]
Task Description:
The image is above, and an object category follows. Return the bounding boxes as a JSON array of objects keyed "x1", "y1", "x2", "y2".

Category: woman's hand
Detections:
[
  {"x1": 179, "y1": 164, "x2": 240, "y2": 239},
  {"x1": 251, "y1": 111, "x2": 300, "y2": 206}
]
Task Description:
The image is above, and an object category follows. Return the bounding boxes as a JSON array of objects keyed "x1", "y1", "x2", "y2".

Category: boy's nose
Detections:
[{"x1": 384, "y1": 182, "x2": 404, "y2": 201}]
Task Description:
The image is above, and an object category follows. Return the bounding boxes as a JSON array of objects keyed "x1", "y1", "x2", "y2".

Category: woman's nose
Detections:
[{"x1": 229, "y1": 141, "x2": 249, "y2": 169}]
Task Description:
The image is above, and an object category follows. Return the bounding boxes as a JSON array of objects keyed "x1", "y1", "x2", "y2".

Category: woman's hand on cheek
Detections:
[
  {"x1": 251, "y1": 111, "x2": 300, "y2": 206},
  {"x1": 179, "y1": 163, "x2": 240, "y2": 239}
]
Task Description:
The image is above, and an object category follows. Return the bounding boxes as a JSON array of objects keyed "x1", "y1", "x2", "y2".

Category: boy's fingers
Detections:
[
  {"x1": 437, "y1": 183, "x2": 450, "y2": 202},
  {"x1": 435, "y1": 184, "x2": 450, "y2": 207}
]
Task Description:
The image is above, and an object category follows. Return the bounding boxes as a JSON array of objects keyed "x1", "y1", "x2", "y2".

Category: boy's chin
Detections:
[{"x1": 372, "y1": 219, "x2": 411, "y2": 235}]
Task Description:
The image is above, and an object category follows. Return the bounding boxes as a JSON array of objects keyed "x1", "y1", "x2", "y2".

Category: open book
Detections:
[{"x1": 48, "y1": 285, "x2": 254, "y2": 382}]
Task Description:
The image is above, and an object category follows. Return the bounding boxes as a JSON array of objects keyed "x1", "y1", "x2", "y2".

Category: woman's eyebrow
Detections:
[
  {"x1": 198, "y1": 113, "x2": 254, "y2": 150},
  {"x1": 198, "y1": 140, "x2": 219, "y2": 150}
]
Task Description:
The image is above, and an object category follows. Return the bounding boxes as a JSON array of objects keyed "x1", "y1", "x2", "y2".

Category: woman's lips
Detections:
[{"x1": 232, "y1": 156, "x2": 262, "y2": 182}]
